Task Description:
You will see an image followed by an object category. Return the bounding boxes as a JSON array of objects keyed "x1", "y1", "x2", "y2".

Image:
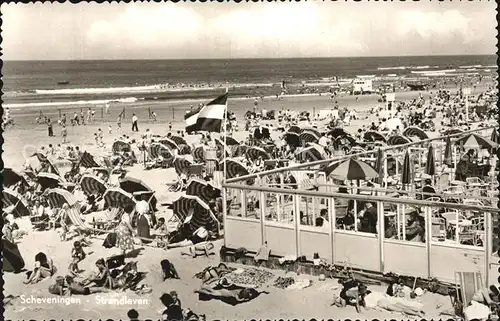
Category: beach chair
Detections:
[
  {"x1": 431, "y1": 217, "x2": 446, "y2": 240},
  {"x1": 66, "y1": 204, "x2": 96, "y2": 236},
  {"x1": 454, "y1": 271, "x2": 483, "y2": 318}
]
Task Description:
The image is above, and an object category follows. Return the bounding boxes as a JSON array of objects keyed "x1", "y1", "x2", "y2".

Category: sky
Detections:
[{"x1": 2, "y1": 1, "x2": 497, "y2": 60}]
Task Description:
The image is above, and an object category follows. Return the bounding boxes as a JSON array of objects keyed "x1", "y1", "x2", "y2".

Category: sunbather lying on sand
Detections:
[{"x1": 195, "y1": 280, "x2": 268, "y2": 306}]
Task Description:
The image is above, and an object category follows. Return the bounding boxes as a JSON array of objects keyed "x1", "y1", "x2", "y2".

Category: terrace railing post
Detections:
[
  {"x1": 426, "y1": 206, "x2": 432, "y2": 279},
  {"x1": 259, "y1": 190, "x2": 266, "y2": 245},
  {"x1": 485, "y1": 211, "x2": 491, "y2": 287},
  {"x1": 294, "y1": 193, "x2": 300, "y2": 258},
  {"x1": 329, "y1": 197, "x2": 336, "y2": 264},
  {"x1": 378, "y1": 201, "x2": 385, "y2": 272}
]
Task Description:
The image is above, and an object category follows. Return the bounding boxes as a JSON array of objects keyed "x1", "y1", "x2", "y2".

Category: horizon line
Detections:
[{"x1": 3, "y1": 53, "x2": 496, "y2": 62}]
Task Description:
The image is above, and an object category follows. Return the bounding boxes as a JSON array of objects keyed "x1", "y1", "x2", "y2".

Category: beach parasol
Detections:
[
  {"x1": 79, "y1": 174, "x2": 107, "y2": 195},
  {"x1": 403, "y1": 126, "x2": 429, "y2": 140},
  {"x1": 45, "y1": 188, "x2": 79, "y2": 208},
  {"x1": 443, "y1": 136, "x2": 453, "y2": 167},
  {"x1": 36, "y1": 172, "x2": 64, "y2": 190},
  {"x1": 2, "y1": 188, "x2": 30, "y2": 217},
  {"x1": 185, "y1": 178, "x2": 221, "y2": 203},
  {"x1": 387, "y1": 135, "x2": 411, "y2": 146},
  {"x1": 303, "y1": 128, "x2": 321, "y2": 138},
  {"x1": 363, "y1": 131, "x2": 386, "y2": 143},
  {"x1": 443, "y1": 128, "x2": 464, "y2": 136},
  {"x1": 491, "y1": 129, "x2": 499, "y2": 144},
  {"x1": 284, "y1": 132, "x2": 300, "y2": 147},
  {"x1": 119, "y1": 176, "x2": 152, "y2": 193},
  {"x1": 299, "y1": 131, "x2": 320, "y2": 144},
  {"x1": 220, "y1": 136, "x2": 239, "y2": 146},
  {"x1": 159, "y1": 137, "x2": 179, "y2": 151},
  {"x1": 79, "y1": 151, "x2": 101, "y2": 168},
  {"x1": 401, "y1": 150, "x2": 412, "y2": 187},
  {"x1": 324, "y1": 158, "x2": 379, "y2": 180},
  {"x1": 220, "y1": 159, "x2": 250, "y2": 179},
  {"x1": 2, "y1": 168, "x2": 28, "y2": 188},
  {"x1": 112, "y1": 140, "x2": 131, "y2": 153},
  {"x1": 178, "y1": 144, "x2": 192, "y2": 155},
  {"x1": 246, "y1": 146, "x2": 271, "y2": 161},
  {"x1": 172, "y1": 195, "x2": 219, "y2": 233},
  {"x1": 191, "y1": 145, "x2": 206, "y2": 162},
  {"x1": 103, "y1": 187, "x2": 136, "y2": 210},
  {"x1": 297, "y1": 144, "x2": 326, "y2": 162},
  {"x1": 456, "y1": 133, "x2": 498, "y2": 150},
  {"x1": 150, "y1": 143, "x2": 175, "y2": 160},
  {"x1": 425, "y1": 145, "x2": 436, "y2": 176},
  {"x1": 327, "y1": 128, "x2": 350, "y2": 138},
  {"x1": 169, "y1": 135, "x2": 187, "y2": 146},
  {"x1": 287, "y1": 126, "x2": 301, "y2": 134},
  {"x1": 232, "y1": 145, "x2": 248, "y2": 158},
  {"x1": 214, "y1": 138, "x2": 232, "y2": 159},
  {"x1": 374, "y1": 149, "x2": 384, "y2": 184},
  {"x1": 173, "y1": 157, "x2": 193, "y2": 175}
]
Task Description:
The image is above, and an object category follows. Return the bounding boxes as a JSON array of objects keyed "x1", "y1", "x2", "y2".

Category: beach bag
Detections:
[
  {"x1": 106, "y1": 254, "x2": 125, "y2": 269},
  {"x1": 102, "y1": 232, "x2": 117, "y2": 248}
]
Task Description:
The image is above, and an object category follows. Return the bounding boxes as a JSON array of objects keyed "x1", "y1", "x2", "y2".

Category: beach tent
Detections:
[{"x1": 3, "y1": 239, "x2": 25, "y2": 273}]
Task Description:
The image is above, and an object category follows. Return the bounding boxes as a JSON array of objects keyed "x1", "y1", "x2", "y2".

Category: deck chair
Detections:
[
  {"x1": 66, "y1": 204, "x2": 95, "y2": 236},
  {"x1": 454, "y1": 271, "x2": 483, "y2": 318}
]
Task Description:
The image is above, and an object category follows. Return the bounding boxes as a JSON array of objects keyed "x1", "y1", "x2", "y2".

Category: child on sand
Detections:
[{"x1": 69, "y1": 241, "x2": 86, "y2": 276}]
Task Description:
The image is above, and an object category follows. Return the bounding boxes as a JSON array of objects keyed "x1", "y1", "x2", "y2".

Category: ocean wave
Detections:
[
  {"x1": 377, "y1": 66, "x2": 408, "y2": 70},
  {"x1": 459, "y1": 65, "x2": 483, "y2": 68},
  {"x1": 377, "y1": 65, "x2": 439, "y2": 71},
  {"x1": 4, "y1": 97, "x2": 138, "y2": 108},
  {"x1": 35, "y1": 85, "x2": 166, "y2": 95},
  {"x1": 411, "y1": 69, "x2": 456, "y2": 74}
]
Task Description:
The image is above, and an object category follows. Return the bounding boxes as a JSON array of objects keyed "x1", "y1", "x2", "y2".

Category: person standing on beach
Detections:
[
  {"x1": 47, "y1": 118, "x2": 54, "y2": 137},
  {"x1": 87, "y1": 108, "x2": 92, "y2": 124},
  {"x1": 132, "y1": 113, "x2": 139, "y2": 132},
  {"x1": 80, "y1": 111, "x2": 86, "y2": 125},
  {"x1": 61, "y1": 125, "x2": 67, "y2": 144},
  {"x1": 117, "y1": 116, "x2": 122, "y2": 131}
]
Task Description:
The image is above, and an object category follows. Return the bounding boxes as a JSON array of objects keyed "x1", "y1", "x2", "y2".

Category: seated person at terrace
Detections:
[
  {"x1": 421, "y1": 179, "x2": 436, "y2": 200},
  {"x1": 358, "y1": 203, "x2": 378, "y2": 234}
]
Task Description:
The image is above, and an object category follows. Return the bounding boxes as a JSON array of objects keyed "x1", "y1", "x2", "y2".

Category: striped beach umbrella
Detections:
[
  {"x1": 456, "y1": 133, "x2": 498, "y2": 150},
  {"x1": 79, "y1": 151, "x2": 101, "y2": 168},
  {"x1": 119, "y1": 176, "x2": 152, "y2": 193},
  {"x1": 300, "y1": 131, "x2": 320, "y2": 144},
  {"x1": 425, "y1": 145, "x2": 436, "y2": 176},
  {"x1": 2, "y1": 168, "x2": 28, "y2": 188},
  {"x1": 246, "y1": 146, "x2": 270, "y2": 161},
  {"x1": 401, "y1": 150, "x2": 412, "y2": 186},
  {"x1": 178, "y1": 144, "x2": 192, "y2": 155},
  {"x1": 232, "y1": 145, "x2": 248, "y2": 158},
  {"x1": 403, "y1": 126, "x2": 429, "y2": 140},
  {"x1": 374, "y1": 148, "x2": 384, "y2": 184},
  {"x1": 149, "y1": 143, "x2": 174, "y2": 162},
  {"x1": 287, "y1": 126, "x2": 301, "y2": 134},
  {"x1": 191, "y1": 145, "x2": 206, "y2": 162},
  {"x1": 173, "y1": 157, "x2": 193, "y2": 175},
  {"x1": 491, "y1": 129, "x2": 499, "y2": 144},
  {"x1": 443, "y1": 136, "x2": 453, "y2": 167},
  {"x1": 46, "y1": 188, "x2": 79, "y2": 208},
  {"x1": 172, "y1": 194, "x2": 212, "y2": 222},
  {"x1": 2, "y1": 188, "x2": 30, "y2": 217},
  {"x1": 363, "y1": 131, "x2": 386, "y2": 143},
  {"x1": 214, "y1": 138, "x2": 232, "y2": 159},
  {"x1": 186, "y1": 178, "x2": 221, "y2": 203},
  {"x1": 387, "y1": 135, "x2": 411, "y2": 146},
  {"x1": 220, "y1": 159, "x2": 250, "y2": 179},
  {"x1": 303, "y1": 128, "x2": 321, "y2": 138},
  {"x1": 324, "y1": 158, "x2": 379, "y2": 180},
  {"x1": 284, "y1": 132, "x2": 300, "y2": 147},
  {"x1": 112, "y1": 140, "x2": 131, "y2": 153},
  {"x1": 37, "y1": 172, "x2": 64, "y2": 190},
  {"x1": 79, "y1": 174, "x2": 107, "y2": 195},
  {"x1": 103, "y1": 188, "x2": 136, "y2": 210},
  {"x1": 170, "y1": 135, "x2": 187, "y2": 146},
  {"x1": 159, "y1": 137, "x2": 179, "y2": 151},
  {"x1": 218, "y1": 136, "x2": 239, "y2": 146},
  {"x1": 297, "y1": 144, "x2": 326, "y2": 162}
]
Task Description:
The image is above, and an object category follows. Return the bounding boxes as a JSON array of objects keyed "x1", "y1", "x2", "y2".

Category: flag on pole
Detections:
[{"x1": 185, "y1": 93, "x2": 228, "y2": 133}]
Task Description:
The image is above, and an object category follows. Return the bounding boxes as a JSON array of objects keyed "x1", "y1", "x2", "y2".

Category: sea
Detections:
[{"x1": 2, "y1": 55, "x2": 497, "y2": 109}]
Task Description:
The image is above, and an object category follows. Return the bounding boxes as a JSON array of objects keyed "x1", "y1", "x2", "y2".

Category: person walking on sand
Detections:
[
  {"x1": 61, "y1": 125, "x2": 67, "y2": 144},
  {"x1": 132, "y1": 114, "x2": 139, "y2": 132},
  {"x1": 105, "y1": 103, "x2": 110, "y2": 115},
  {"x1": 47, "y1": 118, "x2": 54, "y2": 137},
  {"x1": 117, "y1": 116, "x2": 122, "y2": 131}
]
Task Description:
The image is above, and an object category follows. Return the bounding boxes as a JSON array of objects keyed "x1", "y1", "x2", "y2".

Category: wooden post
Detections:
[
  {"x1": 222, "y1": 186, "x2": 227, "y2": 246},
  {"x1": 378, "y1": 201, "x2": 385, "y2": 272},
  {"x1": 485, "y1": 211, "x2": 491, "y2": 287},
  {"x1": 329, "y1": 197, "x2": 335, "y2": 264},
  {"x1": 260, "y1": 190, "x2": 266, "y2": 245},
  {"x1": 426, "y1": 206, "x2": 432, "y2": 278}
]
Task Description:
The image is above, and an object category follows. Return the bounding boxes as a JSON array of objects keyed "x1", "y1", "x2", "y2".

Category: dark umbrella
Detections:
[
  {"x1": 103, "y1": 188, "x2": 136, "y2": 210},
  {"x1": 284, "y1": 132, "x2": 300, "y2": 147},
  {"x1": 79, "y1": 174, "x2": 107, "y2": 195},
  {"x1": 186, "y1": 178, "x2": 221, "y2": 203},
  {"x1": 220, "y1": 159, "x2": 250, "y2": 179},
  {"x1": 456, "y1": 133, "x2": 498, "y2": 150},
  {"x1": 425, "y1": 145, "x2": 436, "y2": 176},
  {"x1": 2, "y1": 168, "x2": 28, "y2": 188},
  {"x1": 170, "y1": 135, "x2": 187, "y2": 146},
  {"x1": 444, "y1": 136, "x2": 453, "y2": 167},
  {"x1": 287, "y1": 126, "x2": 301, "y2": 134},
  {"x1": 3, "y1": 188, "x2": 30, "y2": 217},
  {"x1": 327, "y1": 128, "x2": 349, "y2": 138},
  {"x1": 387, "y1": 135, "x2": 411, "y2": 146},
  {"x1": 403, "y1": 126, "x2": 429, "y2": 140},
  {"x1": 402, "y1": 150, "x2": 412, "y2": 188},
  {"x1": 119, "y1": 176, "x2": 152, "y2": 193},
  {"x1": 37, "y1": 172, "x2": 64, "y2": 190},
  {"x1": 363, "y1": 131, "x2": 386, "y2": 143}
]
